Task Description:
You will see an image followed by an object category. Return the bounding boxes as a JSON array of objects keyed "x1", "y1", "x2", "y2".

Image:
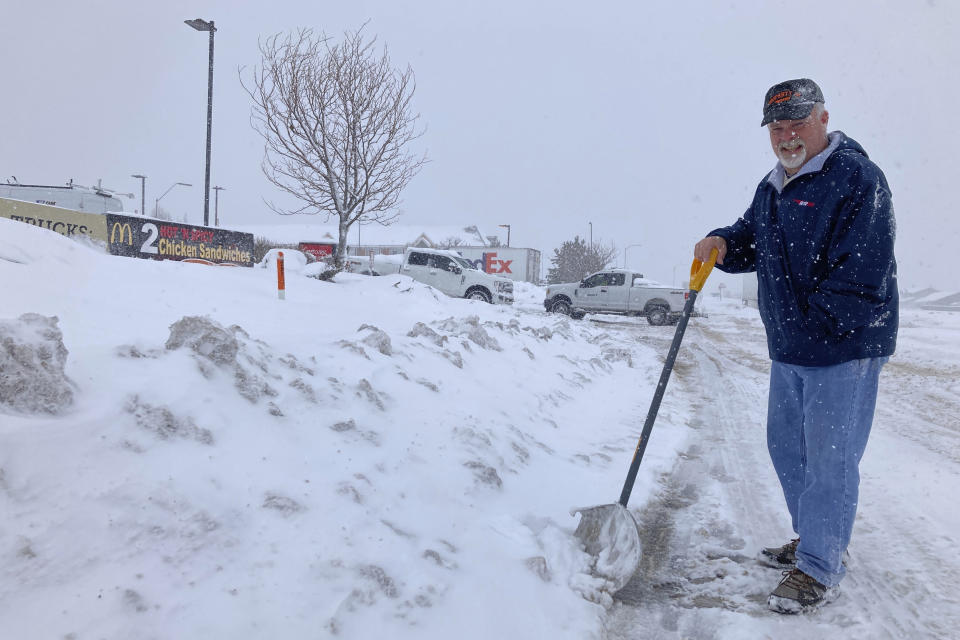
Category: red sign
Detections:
[{"x1": 298, "y1": 242, "x2": 335, "y2": 261}]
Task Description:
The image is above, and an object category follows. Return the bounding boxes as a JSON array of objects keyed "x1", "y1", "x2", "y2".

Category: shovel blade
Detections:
[{"x1": 572, "y1": 503, "x2": 642, "y2": 591}]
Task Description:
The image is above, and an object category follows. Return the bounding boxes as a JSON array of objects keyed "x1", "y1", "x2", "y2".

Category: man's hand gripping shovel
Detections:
[{"x1": 572, "y1": 249, "x2": 718, "y2": 591}]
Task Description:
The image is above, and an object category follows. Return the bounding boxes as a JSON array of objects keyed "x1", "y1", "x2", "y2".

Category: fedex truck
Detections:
[{"x1": 451, "y1": 247, "x2": 541, "y2": 284}]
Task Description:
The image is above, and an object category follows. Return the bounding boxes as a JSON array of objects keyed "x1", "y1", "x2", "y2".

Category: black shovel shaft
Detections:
[{"x1": 618, "y1": 289, "x2": 699, "y2": 506}]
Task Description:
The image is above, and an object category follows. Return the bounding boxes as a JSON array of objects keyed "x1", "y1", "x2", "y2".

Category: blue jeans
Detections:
[{"x1": 767, "y1": 357, "x2": 888, "y2": 587}]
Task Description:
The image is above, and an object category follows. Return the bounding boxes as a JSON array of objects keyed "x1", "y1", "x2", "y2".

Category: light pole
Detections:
[
  {"x1": 498, "y1": 224, "x2": 511, "y2": 247},
  {"x1": 185, "y1": 17, "x2": 216, "y2": 227},
  {"x1": 212, "y1": 185, "x2": 224, "y2": 227},
  {"x1": 131, "y1": 174, "x2": 146, "y2": 215},
  {"x1": 623, "y1": 243, "x2": 643, "y2": 269},
  {"x1": 589, "y1": 222, "x2": 593, "y2": 248},
  {"x1": 155, "y1": 182, "x2": 192, "y2": 219}
]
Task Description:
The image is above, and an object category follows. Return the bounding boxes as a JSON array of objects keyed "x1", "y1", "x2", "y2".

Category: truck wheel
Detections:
[
  {"x1": 549, "y1": 299, "x2": 572, "y2": 315},
  {"x1": 646, "y1": 305, "x2": 669, "y2": 326},
  {"x1": 466, "y1": 288, "x2": 492, "y2": 303}
]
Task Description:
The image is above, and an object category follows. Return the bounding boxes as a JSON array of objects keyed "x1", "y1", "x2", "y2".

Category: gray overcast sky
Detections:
[{"x1": 2, "y1": 0, "x2": 957, "y2": 290}]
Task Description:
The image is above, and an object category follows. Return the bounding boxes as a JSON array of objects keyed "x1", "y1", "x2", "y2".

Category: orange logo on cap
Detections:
[{"x1": 767, "y1": 90, "x2": 795, "y2": 106}]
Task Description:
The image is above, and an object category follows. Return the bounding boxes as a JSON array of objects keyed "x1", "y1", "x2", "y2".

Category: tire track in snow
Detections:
[
  {"x1": 605, "y1": 319, "x2": 781, "y2": 638},
  {"x1": 838, "y1": 357, "x2": 960, "y2": 637}
]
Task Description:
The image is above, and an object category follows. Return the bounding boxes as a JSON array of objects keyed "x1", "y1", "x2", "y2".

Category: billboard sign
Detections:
[
  {"x1": 105, "y1": 214, "x2": 254, "y2": 267},
  {"x1": 0, "y1": 197, "x2": 108, "y2": 243},
  {"x1": 2, "y1": 199, "x2": 254, "y2": 267}
]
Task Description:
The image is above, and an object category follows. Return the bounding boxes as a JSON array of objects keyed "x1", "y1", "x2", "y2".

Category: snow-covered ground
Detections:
[{"x1": 2, "y1": 217, "x2": 958, "y2": 639}]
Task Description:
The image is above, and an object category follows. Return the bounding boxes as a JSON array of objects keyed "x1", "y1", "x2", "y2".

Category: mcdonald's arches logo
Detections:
[{"x1": 110, "y1": 221, "x2": 133, "y2": 245}]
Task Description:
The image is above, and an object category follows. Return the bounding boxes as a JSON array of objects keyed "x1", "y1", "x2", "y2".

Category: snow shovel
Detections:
[{"x1": 573, "y1": 249, "x2": 718, "y2": 591}]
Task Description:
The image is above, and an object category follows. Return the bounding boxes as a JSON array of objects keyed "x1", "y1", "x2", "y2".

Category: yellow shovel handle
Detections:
[{"x1": 689, "y1": 248, "x2": 718, "y2": 292}]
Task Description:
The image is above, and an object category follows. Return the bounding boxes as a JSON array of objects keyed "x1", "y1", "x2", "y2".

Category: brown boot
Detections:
[
  {"x1": 758, "y1": 538, "x2": 798, "y2": 569},
  {"x1": 767, "y1": 568, "x2": 840, "y2": 614}
]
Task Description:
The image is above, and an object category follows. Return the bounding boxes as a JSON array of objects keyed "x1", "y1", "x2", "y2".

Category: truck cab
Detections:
[{"x1": 577, "y1": 271, "x2": 630, "y2": 313}]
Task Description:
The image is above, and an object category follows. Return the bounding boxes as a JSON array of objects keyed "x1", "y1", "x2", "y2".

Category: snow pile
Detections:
[
  {"x1": 2, "y1": 217, "x2": 689, "y2": 639},
  {"x1": 257, "y1": 248, "x2": 310, "y2": 271},
  {"x1": 511, "y1": 279, "x2": 547, "y2": 309},
  {"x1": 0, "y1": 313, "x2": 75, "y2": 414}
]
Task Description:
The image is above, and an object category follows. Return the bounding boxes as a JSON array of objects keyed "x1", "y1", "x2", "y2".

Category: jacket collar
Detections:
[{"x1": 767, "y1": 131, "x2": 842, "y2": 193}]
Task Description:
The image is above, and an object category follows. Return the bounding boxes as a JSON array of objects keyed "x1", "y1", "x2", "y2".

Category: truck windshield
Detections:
[{"x1": 452, "y1": 256, "x2": 475, "y2": 270}]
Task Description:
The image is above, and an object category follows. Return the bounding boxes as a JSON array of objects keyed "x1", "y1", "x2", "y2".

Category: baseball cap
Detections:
[{"x1": 761, "y1": 78, "x2": 825, "y2": 126}]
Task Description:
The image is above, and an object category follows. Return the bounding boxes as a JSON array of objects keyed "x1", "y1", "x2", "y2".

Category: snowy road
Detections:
[{"x1": 603, "y1": 308, "x2": 960, "y2": 640}]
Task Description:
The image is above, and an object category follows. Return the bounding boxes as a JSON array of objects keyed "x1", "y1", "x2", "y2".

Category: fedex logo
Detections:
[{"x1": 467, "y1": 252, "x2": 513, "y2": 274}]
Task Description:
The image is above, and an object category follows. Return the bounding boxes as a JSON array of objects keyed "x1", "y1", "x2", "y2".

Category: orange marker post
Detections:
[{"x1": 277, "y1": 251, "x2": 286, "y2": 300}]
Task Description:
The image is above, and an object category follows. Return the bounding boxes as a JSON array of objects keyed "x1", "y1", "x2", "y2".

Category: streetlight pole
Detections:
[
  {"x1": 185, "y1": 18, "x2": 216, "y2": 227},
  {"x1": 155, "y1": 182, "x2": 192, "y2": 219},
  {"x1": 498, "y1": 224, "x2": 511, "y2": 247},
  {"x1": 212, "y1": 185, "x2": 224, "y2": 227},
  {"x1": 589, "y1": 222, "x2": 593, "y2": 248},
  {"x1": 131, "y1": 174, "x2": 146, "y2": 216}
]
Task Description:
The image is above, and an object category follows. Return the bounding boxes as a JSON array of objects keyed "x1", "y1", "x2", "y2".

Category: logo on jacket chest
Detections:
[{"x1": 792, "y1": 198, "x2": 816, "y2": 207}]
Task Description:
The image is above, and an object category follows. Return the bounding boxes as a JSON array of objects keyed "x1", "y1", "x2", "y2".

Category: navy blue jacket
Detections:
[{"x1": 710, "y1": 132, "x2": 898, "y2": 366}]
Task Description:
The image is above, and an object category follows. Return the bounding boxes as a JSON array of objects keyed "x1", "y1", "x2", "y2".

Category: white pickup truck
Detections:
[
  {"x1": 394, "y1": 247, "x2": 514, "y2": 304},
  {"x1": 544, "y1": 269, "x2": 688, "y2": 325}
]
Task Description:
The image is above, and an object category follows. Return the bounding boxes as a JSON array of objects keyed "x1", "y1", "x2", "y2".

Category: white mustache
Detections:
[{"x1": 779, "y1": 139, "x2": 804, "y2": 152}]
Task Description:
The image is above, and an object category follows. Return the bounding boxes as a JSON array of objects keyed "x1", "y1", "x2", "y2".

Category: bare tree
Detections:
[
  {"x1": 546, "y1": 236, "x2": 618, "y2": 283},
  {"x1": 243, "y1": 26, "x2": 426, "y2": 268}
]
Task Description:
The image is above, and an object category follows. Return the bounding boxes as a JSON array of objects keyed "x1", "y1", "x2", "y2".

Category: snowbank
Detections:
[{"x1": 0, "y1": 217, "x2": 686, "y2": 639}]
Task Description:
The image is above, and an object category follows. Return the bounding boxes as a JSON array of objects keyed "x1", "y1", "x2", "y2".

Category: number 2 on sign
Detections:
[{"x1": 141, "y1": 222, "x2": 159, "y2": 255}]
